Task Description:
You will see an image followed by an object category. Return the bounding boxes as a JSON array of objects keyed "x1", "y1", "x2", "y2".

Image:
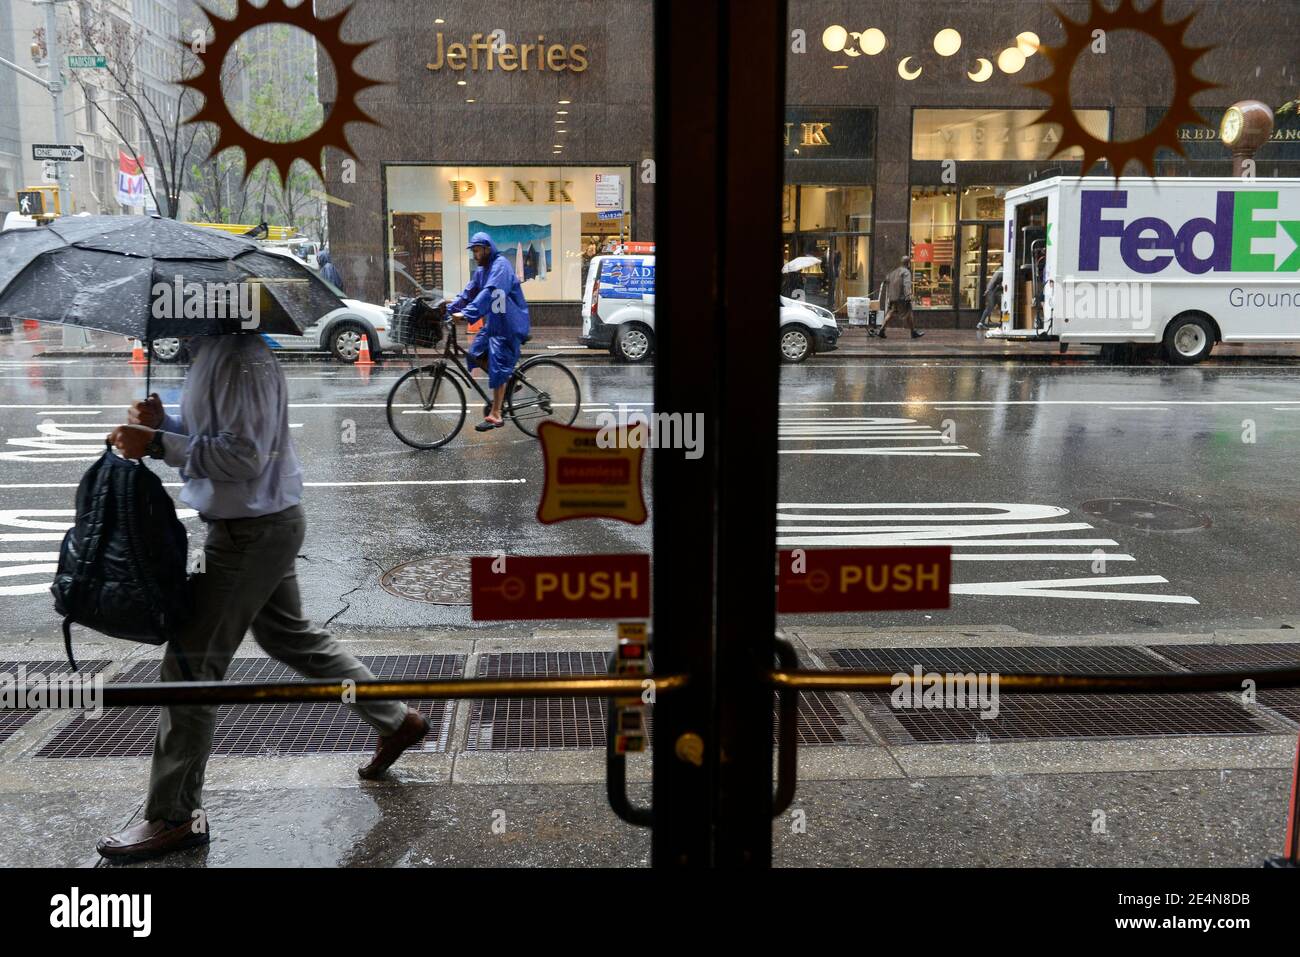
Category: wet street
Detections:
[{"x1": 1, "y1": 332, "x2": 1299, "y2": 642}]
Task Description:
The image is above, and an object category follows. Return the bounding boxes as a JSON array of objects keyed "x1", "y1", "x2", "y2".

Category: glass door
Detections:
[{"x1": 959, "y1": 223, "x2": 1005, "y2": 313}]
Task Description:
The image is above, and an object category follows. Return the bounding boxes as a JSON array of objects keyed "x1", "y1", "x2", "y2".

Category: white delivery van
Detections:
[
  {"x1": 579, "y1": 253, "x2": 841, "y2": 363},
  {"x1": 988, "y1": 176, "x2": 1300, "y2": 363}
]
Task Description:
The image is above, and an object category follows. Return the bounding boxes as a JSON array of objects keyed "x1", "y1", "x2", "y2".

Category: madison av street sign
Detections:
[
  {"x1": 67, "y1": 55, "x2": 107, "y2": 69},
  {"x1": 31, "y1": 144, "x2": 85, "y2": 162}
]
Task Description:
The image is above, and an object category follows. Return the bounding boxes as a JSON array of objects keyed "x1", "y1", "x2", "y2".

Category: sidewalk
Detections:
[{"x1": 1, "y1": 624, "x2": 1295, "y2": 867}]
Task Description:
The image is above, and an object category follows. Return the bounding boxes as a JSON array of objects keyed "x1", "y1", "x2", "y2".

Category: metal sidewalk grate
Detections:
[
  {"x1": 466, "y1": 651, "x2": 867, "y2": 750},
  {"x1": 0, "y1": 661, "x2": 110, "y2": 745},
  {"x1": 36, "y1": 655, "x2": 464, "y2": 758},
  {"x1": 467, "y1": 652, "x2": 626, "y2": 751},
  {"x1": 1152, "y1": 643, "x2": 1300, "y2": 727},
  {"x1": 827, "y1": 646, "x2": 1280, "y2": 745}
]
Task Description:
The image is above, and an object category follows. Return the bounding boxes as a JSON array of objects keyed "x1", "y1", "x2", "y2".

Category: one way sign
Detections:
[{"x1": 32, "y1": 143, "x2": 85, "y2": 162}]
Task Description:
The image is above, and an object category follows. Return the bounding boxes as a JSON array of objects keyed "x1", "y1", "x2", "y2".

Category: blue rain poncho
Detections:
[{"x1": 449, "y1": 232, "x2": 531, "y2": 388}]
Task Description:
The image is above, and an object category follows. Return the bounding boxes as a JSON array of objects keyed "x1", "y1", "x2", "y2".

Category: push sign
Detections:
[
  {"x1": 612, "y1": 622, "x2": 649, "y2": 754},
  {"x1": 777, "y1": 546, "x2": 951, "y2": 614},
  {"x1": 470, "y1": 553, "x2": 650, "y2": 620}
]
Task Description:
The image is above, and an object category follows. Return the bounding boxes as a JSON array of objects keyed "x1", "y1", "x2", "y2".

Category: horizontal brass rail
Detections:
[
  {"x1": 8, "y1": 674, "x2": 689, "y2": 709},
  {"x1": 768, "y1": 667, "x2": 1300, "y2": 694},
  {"x1": 11, "y1": 666, "x2": 1300, "y2": 709}
]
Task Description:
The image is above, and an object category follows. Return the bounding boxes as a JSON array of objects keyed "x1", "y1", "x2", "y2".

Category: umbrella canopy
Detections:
[
  {"x1": 782, "y1": 255, "x2": 822, "y2": 273},
  {"x1": 0, "y1": 216, "x2": 343, "y2": 338}
]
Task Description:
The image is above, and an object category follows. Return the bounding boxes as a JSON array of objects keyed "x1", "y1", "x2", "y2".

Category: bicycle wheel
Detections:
[
  {"x1": 506, "y1": 357, "x2": 581, "y2": 437},
  {"x1": 386, "y1": 364, "x2": 467, "y2": 449}
]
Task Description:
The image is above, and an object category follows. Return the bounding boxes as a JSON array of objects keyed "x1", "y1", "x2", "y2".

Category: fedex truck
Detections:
[{"x1": 987, "y1": 176, "x2": 1300, "y2": 363}]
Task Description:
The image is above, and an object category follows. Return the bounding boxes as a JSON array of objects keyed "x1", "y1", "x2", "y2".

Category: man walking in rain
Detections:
[
  {"x1": 880, "y1": 254, "x2": 923, "y2": 340},
  {"x1": 98, "y1": 333, "x2": 429, "y2": 861},
  {"x1": 450, "y1": 231, "x2": 531, "y2": 431}
]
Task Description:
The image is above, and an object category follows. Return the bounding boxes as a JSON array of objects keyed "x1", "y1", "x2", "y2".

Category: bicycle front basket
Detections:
[{"x1": 391, "y1": 298, "x2": 444, "y2": 348}]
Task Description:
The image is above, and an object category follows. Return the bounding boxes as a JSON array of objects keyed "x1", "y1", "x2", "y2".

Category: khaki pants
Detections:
[{"x1": 145, "y1": 505, "x2": 407, "y2": 821}]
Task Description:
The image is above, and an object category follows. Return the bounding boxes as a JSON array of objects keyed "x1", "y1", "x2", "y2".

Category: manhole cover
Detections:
[
  {"x1": 380, "y1": 554, "x2": 474, "y2": 604},
  {"x1": 1079, "y1": 498, "x2": 1210, "y2": 532}
]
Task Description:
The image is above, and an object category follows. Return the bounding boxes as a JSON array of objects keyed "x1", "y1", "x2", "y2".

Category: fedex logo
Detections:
[{"x1": 1079, "y1": 190, "x2": 1300, "y2": 274}]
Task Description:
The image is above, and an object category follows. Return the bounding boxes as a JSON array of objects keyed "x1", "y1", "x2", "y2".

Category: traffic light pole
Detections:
[{"x1": 39, "y1": 0, "x2": 71, "y2": 198}]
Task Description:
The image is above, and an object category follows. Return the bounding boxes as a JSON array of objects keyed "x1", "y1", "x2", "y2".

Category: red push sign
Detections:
[
  {"x1": 471, "y1": 554, "x2": 650, "y2": 621},
  {"x1": 777, "y1": 546, "x2": 951, "y2": 613}
]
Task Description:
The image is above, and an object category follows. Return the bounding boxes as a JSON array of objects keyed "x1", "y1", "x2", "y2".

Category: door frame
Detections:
[{"x1": 651, "y1": 0, "x2": 787, "y2": 866}]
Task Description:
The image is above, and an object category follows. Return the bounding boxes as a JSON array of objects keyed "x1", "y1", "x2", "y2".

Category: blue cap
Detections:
[{"x1": 466, "y1": 231, "x2": 493, "y2": 250}]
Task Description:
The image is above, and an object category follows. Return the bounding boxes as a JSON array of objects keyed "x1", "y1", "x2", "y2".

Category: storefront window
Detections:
[
  {"x1": 782, "y1": 184, "x2": 873, "y2": 310},
  {"x1": 960, "y1": 185, "x2": 1008, "y2": 222},
  {"x1": 384, "y1": 165, "x2": 633, "y2": 302},
  {"x1": 909, "y1": 187, "x2": 955, "y2": 308}
]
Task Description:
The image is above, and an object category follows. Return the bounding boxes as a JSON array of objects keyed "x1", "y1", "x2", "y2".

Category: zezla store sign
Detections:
[{"x1": 426, "y1": 30, "x2": 589, "y2": 73}]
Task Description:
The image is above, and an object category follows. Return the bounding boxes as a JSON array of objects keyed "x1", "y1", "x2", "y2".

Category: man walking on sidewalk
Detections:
[
  {"x1": 977, "y1": 266, "x2": 1004, "y2": 332},
  {"x1": 880, "y1": 254, "x2": 923, "y2": 340},
  {"x1": 98, "y1": 333, "x2": 428, "y2": 861}
]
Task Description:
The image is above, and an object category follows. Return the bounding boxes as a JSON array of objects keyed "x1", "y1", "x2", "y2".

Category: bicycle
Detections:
[{"x1": 385, "y1": 297, "x2": 582, "y2": 450}]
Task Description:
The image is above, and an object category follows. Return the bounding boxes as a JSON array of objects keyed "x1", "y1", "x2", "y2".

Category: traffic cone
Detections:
[
  {"x1": 356, "y1": 334, "x2": 374, "y2": 367},
  {"x1": 129, "y1": 339, "x2": 147, "y2": 364}
]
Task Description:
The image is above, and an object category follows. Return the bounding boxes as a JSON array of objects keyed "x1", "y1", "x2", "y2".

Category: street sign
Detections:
[
  {"x1": 536, "y1": 421, "x2": 648, "y2": 525},
  {"x1": 597, "y1": 209, "x2": 624, "y2": 220},
  {"x1": 776, "y1": 546, "x2": 952, "y2": 613},
  {"x1": 470, "y1": 554, "x2": 651, "y2": 621},
  {"x1": 32, "y1": 144, "x2": 85, "y2": 162},
  {"x1": 41, "y1": 161, "x2": 58, "y2": 185},
  {"x1": 68, "y1": 55, "x2": 107, "y2": 69}
]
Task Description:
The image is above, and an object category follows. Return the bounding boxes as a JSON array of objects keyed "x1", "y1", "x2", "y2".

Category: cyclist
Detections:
[{"x1": 449, "y1": 231, "x2": 532, "y2": 431}]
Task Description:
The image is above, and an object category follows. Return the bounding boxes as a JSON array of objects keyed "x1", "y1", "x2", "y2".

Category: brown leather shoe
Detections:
[
  {"x1": 97, "y1": 819, "x2": 210, "y2": 861},
  {"x1": 358, "y1": 708, "x2": 430, "y2": 780}
]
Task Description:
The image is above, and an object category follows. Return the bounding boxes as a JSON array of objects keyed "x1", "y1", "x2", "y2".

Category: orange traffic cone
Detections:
[
  {"x1": 129, "y1": 339, "x2": 147, "y2": 364},
  {"x1": 356, "y1": 333, "x2": 374, "y2": 367}
]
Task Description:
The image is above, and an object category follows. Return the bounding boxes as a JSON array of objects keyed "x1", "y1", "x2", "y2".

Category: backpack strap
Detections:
[{"x1": 62, "y1": 618, "x2": 79, "y2": 672}]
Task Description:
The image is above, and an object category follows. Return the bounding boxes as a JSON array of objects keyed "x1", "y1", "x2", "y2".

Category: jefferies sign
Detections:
[{"x1": 427, "y1": 31, "x2": 589, "y2": 73}]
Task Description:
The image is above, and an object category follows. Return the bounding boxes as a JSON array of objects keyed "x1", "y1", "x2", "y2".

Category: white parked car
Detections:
[
  {"x1": 150, "y1": 248, "x2": 396, "y2": 364},
  {"x1": 579, "y1": 253, "x2": 840, "y2": 363}
]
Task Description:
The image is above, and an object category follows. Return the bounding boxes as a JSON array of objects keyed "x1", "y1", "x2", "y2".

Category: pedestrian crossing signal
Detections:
[{"x1": 17, "y1": 190, "x2": 44, "y2": 216}]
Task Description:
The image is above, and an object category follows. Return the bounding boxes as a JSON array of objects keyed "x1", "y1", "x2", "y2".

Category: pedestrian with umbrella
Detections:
[{"x1": 0, "y1": 216, "x2": 430, "y2": 861}]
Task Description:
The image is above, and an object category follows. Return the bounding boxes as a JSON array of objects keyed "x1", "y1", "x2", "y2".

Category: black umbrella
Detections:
[{"x1": 0, "y1": 216, "x2": 342, "y2": 340}]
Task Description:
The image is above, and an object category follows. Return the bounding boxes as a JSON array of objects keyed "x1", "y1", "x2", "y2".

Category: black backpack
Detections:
[{"x1": 51, "y1": 442, "x2": 193, "y2": 670}]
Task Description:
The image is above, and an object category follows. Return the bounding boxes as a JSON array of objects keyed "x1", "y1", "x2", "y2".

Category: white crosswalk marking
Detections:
[
  {"x1": 776, "y1": 502, "x2": 1196, "y2": 605},
  {"x1": 0, "y1": 508, "x2": 199, "y2": 596},
  {"x1": 778, "y1": 416, "x2": 979, "y2": 457}
]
